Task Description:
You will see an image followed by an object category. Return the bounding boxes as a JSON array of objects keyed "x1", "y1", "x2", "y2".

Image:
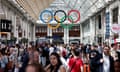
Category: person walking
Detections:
[{"x1": 68, "y1": 48, "x2": 83, "y2": 72}]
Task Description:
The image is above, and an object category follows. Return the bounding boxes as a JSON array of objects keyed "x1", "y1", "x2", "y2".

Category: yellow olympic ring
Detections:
[{"x1": 47, "y1": 16, "x2": 60, "y2": 30}]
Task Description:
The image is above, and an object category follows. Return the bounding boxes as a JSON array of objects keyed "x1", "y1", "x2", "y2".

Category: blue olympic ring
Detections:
[{"x1": 39, "y1": 10, "x2": 53, "y2": 23}]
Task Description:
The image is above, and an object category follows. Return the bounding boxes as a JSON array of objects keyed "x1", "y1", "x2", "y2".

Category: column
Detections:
[
  {"x1": 22, "y1": 20, "x2": 24, "y2": 38},
  {"x1": 23, "y1": 21, "x2": 25, "y2": 38},
  {"x1": 3, "y1": 5, "x2": 7, "y2": 41},
  {"x1": 80, "y1": 24, "x2": 83, "y2": 43},
  {"x1": 64, "y1": 28, "x2": 66, "y2": 44},
  {"x1": 119, "y1": 2, "x2": 120, "y2": 24},
  {"x1": 7, "y1": 10, "x2": 12, "y2": 40},
  {"x1": 20, "y1": 19, "x2": 23, "y2": 38},
  {"x1": 64, "y1": 26, "x2": 69, "y2": 44},
  {"x1": 32, "y1": 24, "x2": 36, "y2": 41},
  {"x1": 28, "y1": 23, "x2": 30, "y2": 41},
  {"x1": 7, "y1": 9, "x2": 9, "y2": 40},
  {"x1": 14, "y1": 15, "x2": 19, "y2": 44},
  {"x1": 25, "y1": 21, "x2": 28, "y2": 38},
  {"x1": 12, "y1": 11, "x2": 15, "y2": 39},
  {"x1": 27, "y1": 21, "x2": 29, "y2": 42},
  {"x1": 90, "y1": 18, "x2": 95, "y2": 44},
  {"x1": 27, "y1": 21, "x2": 29, "y2": 44},
  {"x1": 47, "y1": 26, "x2": 52, "y2": 43},
  {"x1": 29, "y1": 24, "x2": 32, "y2": 41},
  {"x1": 23, "y1": 21, "x2": 26, "y2": 38},
  {"x1": 101, "y1": 11, "x2": 106, "y2": 42},
  {"x1": 118, "y1": 2, "x2": 120, "y2": 39},
  {"x1": 67, "y1": 28, "x2": 69, "y2": 44}
]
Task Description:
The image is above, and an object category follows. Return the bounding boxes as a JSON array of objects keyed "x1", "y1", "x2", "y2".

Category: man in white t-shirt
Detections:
[
  {"x1": 49, "y1": 44, "x2": 54, "y2": 55},
  {"x1": 102, "y1": 46, "x2": 115, "y2": 72}
]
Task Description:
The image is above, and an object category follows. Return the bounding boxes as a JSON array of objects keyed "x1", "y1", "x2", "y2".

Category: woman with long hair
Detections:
[{"x1": 45, "y1": 52, "x2": 66, "y2": 72}]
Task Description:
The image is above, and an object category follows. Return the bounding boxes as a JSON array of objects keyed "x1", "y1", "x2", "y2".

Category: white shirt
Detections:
[
  {"x1": 103, "y1": 53, "x2": 110, "y2": 72},
  {"x1": 49, "y1": 47, "x2": 54, "y2": 55}
]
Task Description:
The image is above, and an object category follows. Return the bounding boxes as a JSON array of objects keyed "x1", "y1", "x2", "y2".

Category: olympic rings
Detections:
[
  {"x1": 40, "y1": 10, "x2": 53, "y2": 23},
  {"x1": 47, "y1": 16, "x2": 60, "y2": 30},
  {"x1": 68, "y1": 10, "x2": 80, "y2": 23},
  {"x1": 54, "y1": 10, "x2": 67, "y2": 23},
  {"x1": 40, "y1": 9, "x2": 80, "y2": 23},
  {"x1": 39, "y1": 9, "x2": 80, "y2": 29},
  {"x1": 60, "y1": 16, "x2": 74, "y2": 29}
]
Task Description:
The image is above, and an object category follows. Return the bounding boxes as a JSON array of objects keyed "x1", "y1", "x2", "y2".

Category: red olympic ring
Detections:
[{"x1": 68, "y1": 10, "x2": 80, "y2": 23}]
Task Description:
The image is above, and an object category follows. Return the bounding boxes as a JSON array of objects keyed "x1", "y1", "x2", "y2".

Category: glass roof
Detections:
[
  {"x1": 45, "y1": 0, "x2": 107, "y2": 23},
  {"x1": 13, "y1": 0, "x2": 107, "y2": 23}
]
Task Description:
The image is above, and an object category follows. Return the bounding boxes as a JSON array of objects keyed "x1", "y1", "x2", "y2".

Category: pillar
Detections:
[
  {"x1": 64, "y1": 26, "x2": 69, "y2": 44},
  {"x1": 80, "y1": 24, "x2": 83, "y2": 43},
  {"x1": 15, "y1": 15, "x2": 19, "y2": 44},
  {"x1": 119, "y1": 1, "x2": 120, "y2": 24},
  {"x1": 47, "y1": 26, "x2": 52, "y2": 43},
  {"x1": 118, "y1": 1, "x2": 120, "y2": 39},
  {"x1": 32, "y1": 24, "x2": 36, "y2": 41},
  {"x1": 90, "y1": 18, "x2": 95, "y2": 44}
]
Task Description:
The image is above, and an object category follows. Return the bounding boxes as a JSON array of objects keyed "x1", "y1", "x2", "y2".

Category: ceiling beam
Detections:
[{"x1": 25, "y1": 0, "x2": 38, "y2": 20}]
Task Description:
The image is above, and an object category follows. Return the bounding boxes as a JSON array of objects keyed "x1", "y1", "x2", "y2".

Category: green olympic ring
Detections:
[{"x1": 60, "y1": 16, "x2": 74, "y2": 29}]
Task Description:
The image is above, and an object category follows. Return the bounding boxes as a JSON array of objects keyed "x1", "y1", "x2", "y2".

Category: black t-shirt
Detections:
[
  {"x1": 89, "y1": 50, "x2": 102, "y2": 70},
  {"x1": 117, "y1": 51, "x2": 120, "y2": 62}
]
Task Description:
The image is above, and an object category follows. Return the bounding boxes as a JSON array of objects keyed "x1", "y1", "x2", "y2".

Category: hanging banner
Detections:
[{"x1": 105, "y1": 12, "x2": 110, "y2": 39}]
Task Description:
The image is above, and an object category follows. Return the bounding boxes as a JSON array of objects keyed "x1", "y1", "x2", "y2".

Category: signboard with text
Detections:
[{"x1": 0, "y1": 19, "x2": 12, "y2": 32}]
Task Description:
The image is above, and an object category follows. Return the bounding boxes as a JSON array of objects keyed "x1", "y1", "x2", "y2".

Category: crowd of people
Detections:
[{"x1": 0, "y1": 42, "x2": 120, "y2": 72}]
